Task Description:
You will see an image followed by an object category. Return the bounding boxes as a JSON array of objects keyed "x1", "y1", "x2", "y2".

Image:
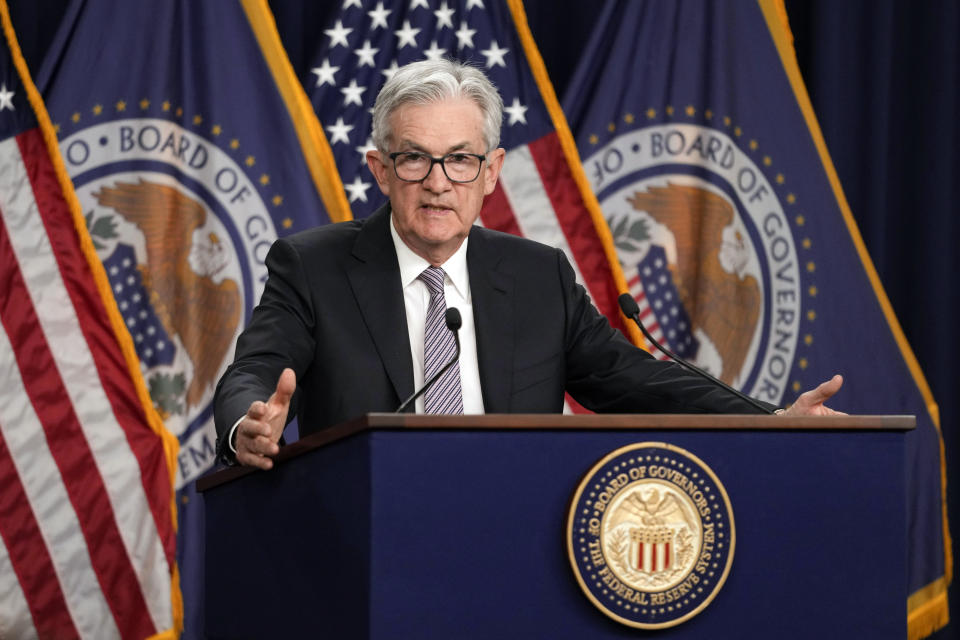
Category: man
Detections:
[{"x1": 214, "y1": 59, "x2": 842, "y2": 469}]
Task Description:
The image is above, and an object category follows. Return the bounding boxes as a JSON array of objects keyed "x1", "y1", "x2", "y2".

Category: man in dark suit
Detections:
[{"x1": 215, "y1": 59, "x2": 842, "y2": 469}]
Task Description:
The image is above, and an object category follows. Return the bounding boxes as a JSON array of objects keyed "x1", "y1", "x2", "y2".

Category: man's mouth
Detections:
[{"x1": 420, "y1": 204, "x2": 453, "y2": 214}]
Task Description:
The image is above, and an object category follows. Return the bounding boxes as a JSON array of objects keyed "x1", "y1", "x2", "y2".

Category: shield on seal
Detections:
[{"x1": 631, "y1": 526, "x2": 675, "y2": 573}]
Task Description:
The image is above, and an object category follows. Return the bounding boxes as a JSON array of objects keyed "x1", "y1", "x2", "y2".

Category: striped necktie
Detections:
[{"x1": 418, "y1": 266, "x2": 463, "y2": 414}]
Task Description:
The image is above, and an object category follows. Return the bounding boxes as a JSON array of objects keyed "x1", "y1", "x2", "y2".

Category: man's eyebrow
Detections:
[{"x1": 395, "y1": 140, "x2": 475, "y2": 154}]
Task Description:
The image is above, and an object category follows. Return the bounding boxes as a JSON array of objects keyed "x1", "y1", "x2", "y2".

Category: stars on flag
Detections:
[
  {"x1": 311, "y1": 59, "x2": 339, "y2": 87},
  {"x1": 324, "y1": 20, "x2": 352, "y2": 49},
  {"x1": 395, "y1": 20, "x2": 420, "y2": 49},
  {"x1": 434, "y1": 1, "x2": 456, "y2": 30},
  {"x1": 504, "y1": 97, "x2": 527, "y2": 125},
  {"x1": 344, "y1": 175, "x2": 373, "y2": 203},
  {"x1": 367, "y1": 2, "x2": 391, "y2": 30},
  {"x1": 381, "y1": 61, "x2": 400, "y2": 80},
  {"x1": 455, "y1": 21, "x2": 477, "y2": 49},
  {"x1": 0, "y1": 83, "x2": 14, "y2": 111},
  {"x1": 354, "y1": 40, "x2": 379, "y2": 67},
  {"x1": 325, "y1": 117, "x2": 354, "y2": 145},
  {"x1": 423, "y1": 41, "x2": 447, "y2": 61},
  {"x1": 355, "y1": 136, "x2": 377, "y2": 164},
  {"x1": 340, "y1": 79, "x2": 366, "y2": 107},
  {"x1": 310, "y1": 0, "x2": 531, "y2": 217},
  {"x1": 480, "y1": 40, "x2": 508, "y2": 68}
]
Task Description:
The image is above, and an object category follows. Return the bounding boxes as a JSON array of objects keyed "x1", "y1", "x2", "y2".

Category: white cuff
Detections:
[{"x1": 227, "y1": 415, "x2": 245, "y2": 454}]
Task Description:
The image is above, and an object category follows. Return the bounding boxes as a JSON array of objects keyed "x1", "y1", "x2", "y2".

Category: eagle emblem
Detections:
[
  {"x1": 614, "y1": 182, "x2": 761, "y2": 385},
  {"x1": 610, "y1": 488, "x2": 698, "y2": 530},
  {"x1": 93, "y1": 179, "x2": 242, "y2": 414}
]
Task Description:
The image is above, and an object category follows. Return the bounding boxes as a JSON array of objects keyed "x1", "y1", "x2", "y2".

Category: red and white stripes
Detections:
[
  {"x1": 0, "y1": 129, "x2": 175, "y2": 639},
  {"x1": 479, "y1": 131, "x2": 637, "y2": 415},
  {"x1": 481, "y1": 132, "x2": 630, "y2": 339}
]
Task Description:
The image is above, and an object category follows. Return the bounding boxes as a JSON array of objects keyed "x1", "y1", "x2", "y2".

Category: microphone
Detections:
[
  {"x1": 618, "y1": 293, "x2": 774, "y2": 414},
  {"x1": 395, "y1": 308, "x2": 462, "y2": 413}
]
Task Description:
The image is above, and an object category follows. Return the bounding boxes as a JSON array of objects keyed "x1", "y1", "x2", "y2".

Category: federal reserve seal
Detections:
[
  {"x1": 567, "y1": 443, "x2": 735, "y2": 629},
  {"x1": 56, "y1": 113, "x2": 279, "y2": 487},
  {"x1": 583, "y1": 114, "x2": 819, "y2": 406}
]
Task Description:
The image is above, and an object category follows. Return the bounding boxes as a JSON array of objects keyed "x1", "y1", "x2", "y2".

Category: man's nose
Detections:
[{"x1": 422, "y1": 160, "x2": 451, "y2": 191}]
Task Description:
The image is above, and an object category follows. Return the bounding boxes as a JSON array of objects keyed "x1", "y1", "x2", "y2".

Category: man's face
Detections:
[{"x1": 366, "y1": 97, "x2": 505, "y2": 264}]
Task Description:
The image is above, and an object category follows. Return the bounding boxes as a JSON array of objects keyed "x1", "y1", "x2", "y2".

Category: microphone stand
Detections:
[{"x1": 618, "y1": 293, "x2": 774, "y2": 415}]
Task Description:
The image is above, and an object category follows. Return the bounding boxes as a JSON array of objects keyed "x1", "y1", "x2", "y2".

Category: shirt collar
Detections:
[{"x1": 389, "y1": 213, "x2": 470, "y2": 299}]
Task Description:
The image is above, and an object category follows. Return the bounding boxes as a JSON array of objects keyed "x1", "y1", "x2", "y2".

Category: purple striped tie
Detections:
[{"x1": 418, "y1": 266, "x2": 463, "y2": 414}]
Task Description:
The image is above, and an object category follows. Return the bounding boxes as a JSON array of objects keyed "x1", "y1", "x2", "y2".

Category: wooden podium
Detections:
[{"x1": 198, "y1": 413, "x2": 912, "y2": 639}]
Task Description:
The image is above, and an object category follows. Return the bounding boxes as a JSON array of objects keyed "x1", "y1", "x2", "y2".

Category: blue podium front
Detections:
[{"x1": 200, "y1": 414, "x2": 910, "y2": 639}]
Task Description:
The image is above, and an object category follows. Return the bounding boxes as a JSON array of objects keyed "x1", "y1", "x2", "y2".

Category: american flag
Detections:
[
  {"x1": 305, "y1": 0, "x2": 636, "y2": 344},
  {"x1": 0, "y1": 14, "x2": 179, "y2": 639}
]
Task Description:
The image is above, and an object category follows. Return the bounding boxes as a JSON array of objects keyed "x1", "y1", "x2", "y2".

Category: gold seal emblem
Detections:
[{"x1": 566, "y1": 442, "x2": 735, "y2": 628}]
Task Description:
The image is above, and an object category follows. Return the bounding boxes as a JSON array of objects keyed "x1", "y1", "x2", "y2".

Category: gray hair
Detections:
[{"x1": 371, "y1": 59, "x2": 504, "y2": 154}]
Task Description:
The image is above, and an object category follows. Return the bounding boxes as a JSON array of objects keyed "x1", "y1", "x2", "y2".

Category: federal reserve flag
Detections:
[
  {"x1": 34, "y1": 0, "x2": 350, "y2": 636},
  {"x1": 0, "y1": 3, "x2": 179, "y2": 638},
  {"x1": 299, "y1": 0, "x2": 640, "y2": 348},
  {"x1": 563, "y1": 1, "x2": 950, "y2": 637}
]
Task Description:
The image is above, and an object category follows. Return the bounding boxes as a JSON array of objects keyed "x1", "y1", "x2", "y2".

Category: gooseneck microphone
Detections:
[
  {"x1": 395, "y1": 307, "x2": 462, "y2": 413},
  {"x1": 618, "y1": 293, "x2": 774, "y2": 414}
]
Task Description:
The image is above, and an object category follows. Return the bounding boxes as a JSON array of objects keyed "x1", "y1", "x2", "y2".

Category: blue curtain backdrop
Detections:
[
  {"x1": 8, "y1": 1, "x2": 958, "y2": 637},
  {"x1": 782, "y1": 4, "x2": 959, "y2": 637}
]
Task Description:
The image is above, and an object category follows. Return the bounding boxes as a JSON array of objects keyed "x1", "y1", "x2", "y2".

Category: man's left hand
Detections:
[{"x1": 783, "y1": 374, "x2": 846, "y2": 416}]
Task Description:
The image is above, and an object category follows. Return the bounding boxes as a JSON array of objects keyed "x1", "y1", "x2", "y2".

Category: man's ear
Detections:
[
  {"x1": 482, "y1": 147, "x2": 506, "y2": 196},
  {"x1": 366, "y1": 150, "x2": 391, "y2": 196}
]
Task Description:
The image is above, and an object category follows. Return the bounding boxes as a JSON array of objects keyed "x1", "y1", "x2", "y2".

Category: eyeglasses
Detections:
[{"x1": 388, "y1": 151, "x2": 486, "y2": 184}]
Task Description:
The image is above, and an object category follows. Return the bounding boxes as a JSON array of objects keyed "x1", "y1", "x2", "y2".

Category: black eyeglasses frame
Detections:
[{"x1": 387, "y1": 151, "x2": 487, "y2": 184}]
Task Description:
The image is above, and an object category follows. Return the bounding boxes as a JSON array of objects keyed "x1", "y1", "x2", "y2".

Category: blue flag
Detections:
[
  {"x1": 563, "y1": 2, "x2": 950, "y2": 637},
  {"x1": 35, "y1": 1, "x2": 350, "y2": 636}
]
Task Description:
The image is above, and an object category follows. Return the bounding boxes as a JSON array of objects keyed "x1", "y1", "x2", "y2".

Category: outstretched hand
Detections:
[
  {"x1": 235, "y1": 368, "x2": 296, "y2": 469},
  {"x1": 783, "y1": 374, "x2": 846, "y2": 416}
]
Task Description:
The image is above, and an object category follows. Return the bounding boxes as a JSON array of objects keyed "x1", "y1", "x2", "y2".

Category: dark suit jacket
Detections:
[{"x1": 214, "y1": 204, "x2": 768, "y2": 462}]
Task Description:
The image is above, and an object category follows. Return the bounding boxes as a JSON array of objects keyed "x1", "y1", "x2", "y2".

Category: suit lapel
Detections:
[
  {"x1": 346, "y1": 205, "x2": 415, "y2": 404},
  {"x1": 468, "y1": 229, "x2": 514, "y2": 413}
]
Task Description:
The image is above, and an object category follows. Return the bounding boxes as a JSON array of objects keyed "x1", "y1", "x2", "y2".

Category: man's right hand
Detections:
[{"x1": 234, "y1": 368, "x2": 296, "y2": 469}]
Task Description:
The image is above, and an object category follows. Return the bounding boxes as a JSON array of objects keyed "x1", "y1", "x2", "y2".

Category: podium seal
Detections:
[{"x1": 567, "y1": 442, "x2": 735, "y2": 628}]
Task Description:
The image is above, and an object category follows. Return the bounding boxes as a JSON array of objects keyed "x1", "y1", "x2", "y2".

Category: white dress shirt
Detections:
[{"x1": 390, "y1": 215, "x2": 485, "y2": 414}]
